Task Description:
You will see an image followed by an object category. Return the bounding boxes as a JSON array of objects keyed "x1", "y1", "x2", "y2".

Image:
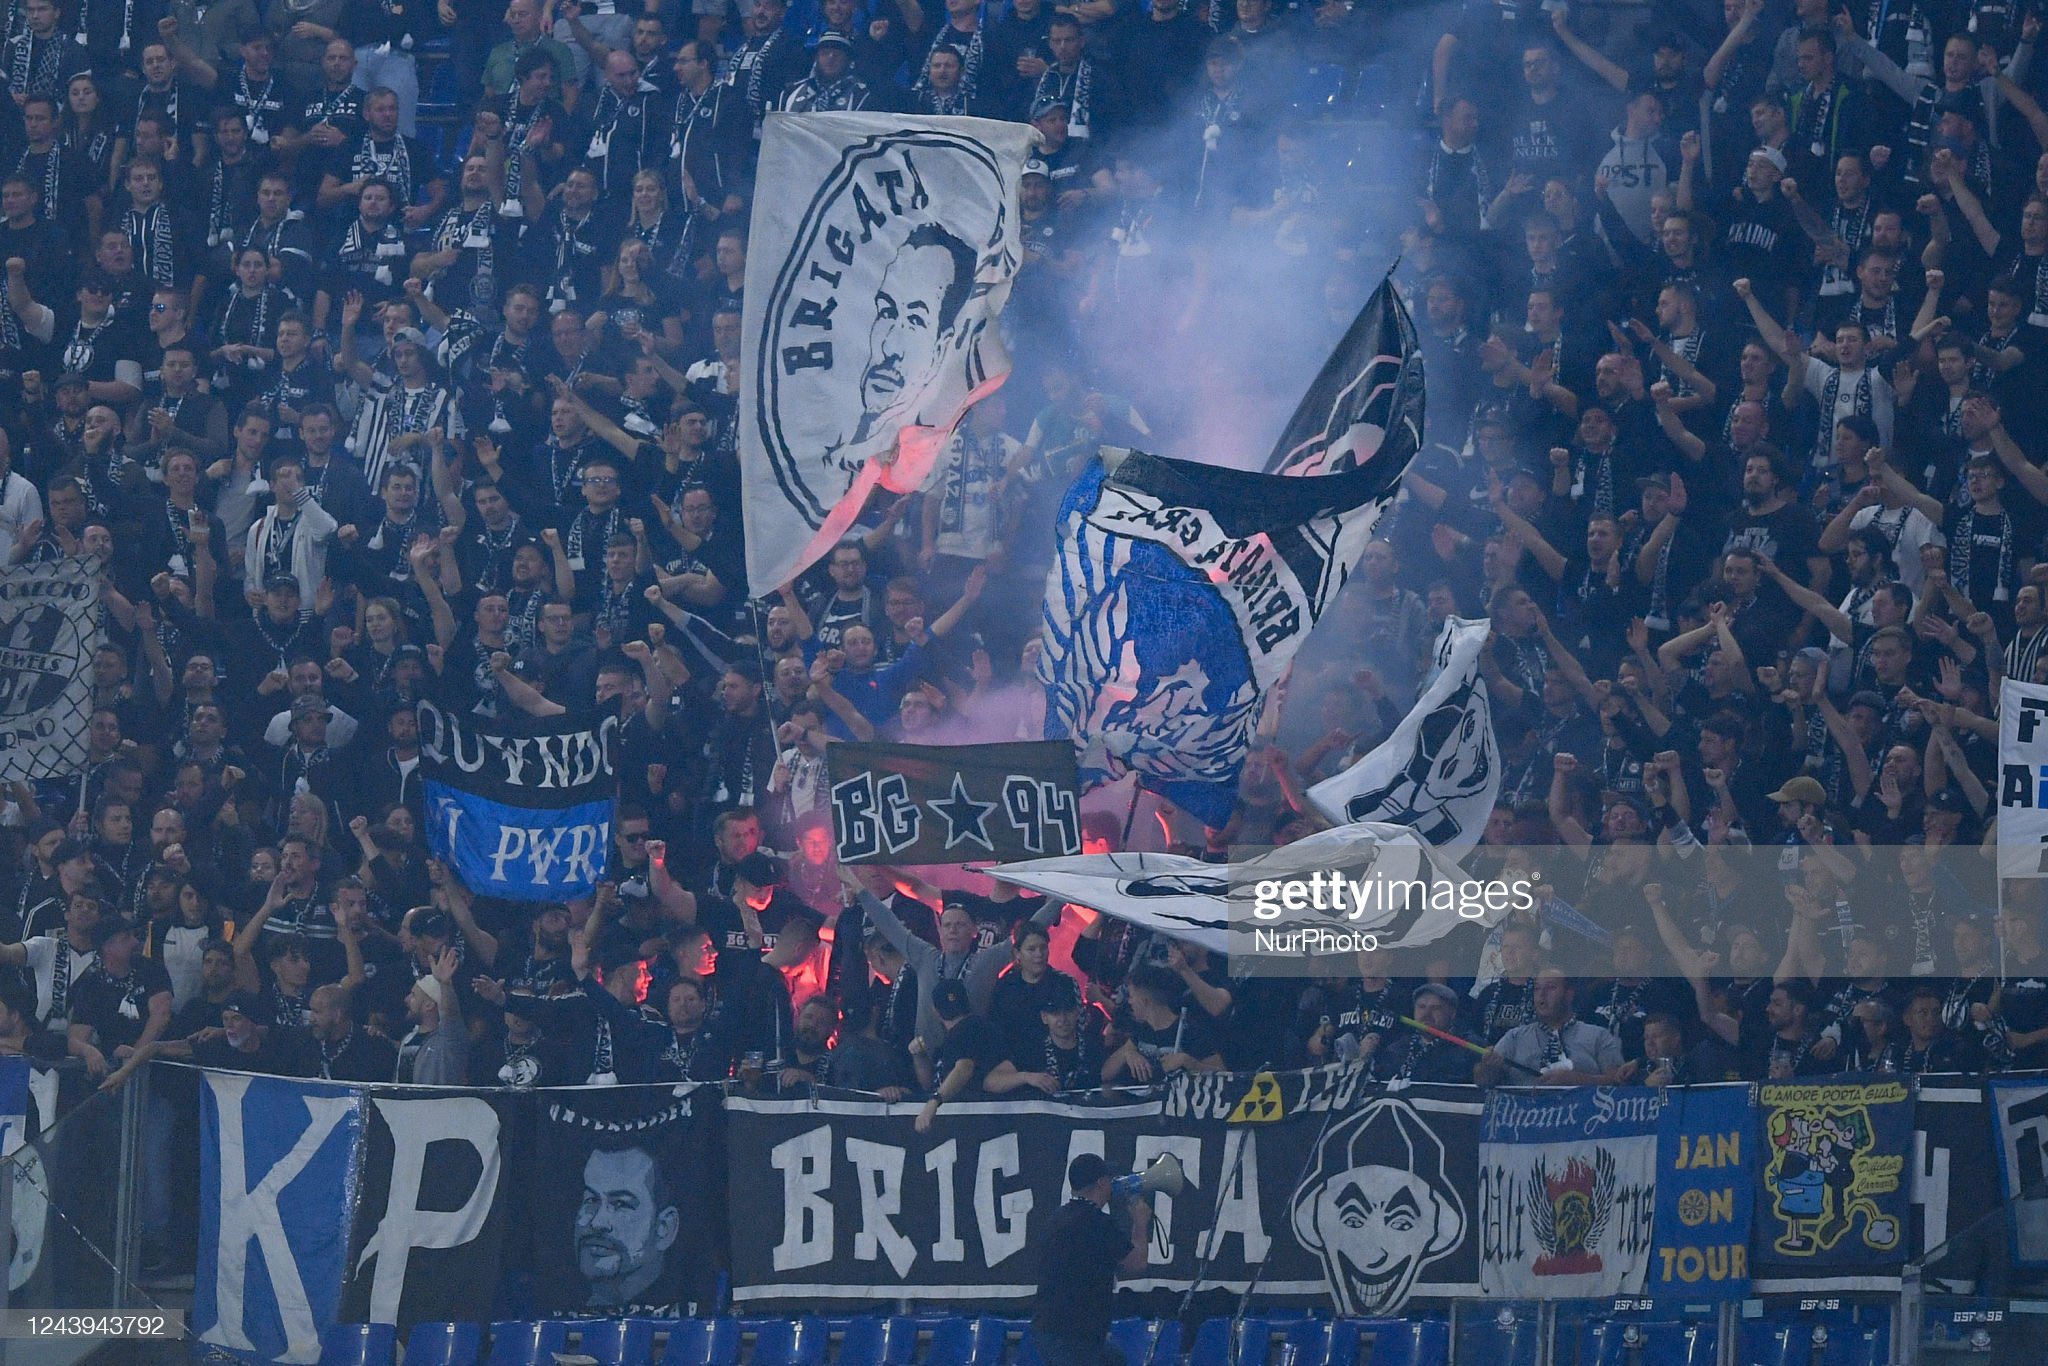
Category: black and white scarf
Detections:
[
  {"x1": 1947, "y1": 503, "x2": 2015, "y2": 602},
  {"x1": 350, "y1": 134, "x2": 413, "y2": 207},
  {"x1": 916, "y1": 22, "x2": 983, "y2": 101},
  {"x1": 6, "y1": 32, "x2": 60, "y2": 97},
  {"x1": 124, "y1": 202, "x2": 174, "y2": 285},
  {"x1": 16, "y1": 144, "x2": 61, "y2": 216},
  {"x1": 1815, "y1": 364, "x2": 1875, "y2": 463},
  {"x1": 1032, "y1": 59, "x2": 1092, "y2": 138},
  {"x1": 60, "y1": 312, "x2": 111, "y2": 374}
]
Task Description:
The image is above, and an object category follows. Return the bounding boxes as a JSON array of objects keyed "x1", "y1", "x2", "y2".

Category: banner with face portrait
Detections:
[
  {"x1": 739, "y1": 113, "x2": 1034, "y2": 596},
  {"x1": 525, "y1": 1083, "x2": 726, "y2": 1318},
  {"x1": 723, "y1": 1069, "x2": 1481, "y2": 1314}
]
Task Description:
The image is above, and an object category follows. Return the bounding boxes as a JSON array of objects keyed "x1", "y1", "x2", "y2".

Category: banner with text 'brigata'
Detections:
[{"x1": 417, "y1": 700, "x2": 617, "y2": 901}]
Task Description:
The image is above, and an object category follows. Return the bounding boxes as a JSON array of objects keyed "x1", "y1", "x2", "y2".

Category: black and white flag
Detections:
[
  {"x1": 0, "y1": 560, "x2": 99, "y2": 783},
  {"x1": 828, "y1": 740, "x2": 1080, "y2": 865},
  {"x1": 739, "y1": 112, "x2": 1034, "y2": 595},
  {"x1": 1308, "y1": 617, "x2": 1499, "y2": 847},
  {"x1": 1036, "y1": 276, "x2": 1425, "y2": 825},
  {"x1": 992, "y1": 821, "x2": 1496, "y2": 957}
]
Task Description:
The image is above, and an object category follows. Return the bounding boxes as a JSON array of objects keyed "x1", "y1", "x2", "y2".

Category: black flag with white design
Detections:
[{"x1": 827, "y1": 740, "x2": 1080, "y2": 865}]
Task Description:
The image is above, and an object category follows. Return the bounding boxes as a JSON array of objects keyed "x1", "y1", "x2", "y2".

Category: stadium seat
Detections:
[
  {"x1": 1277, "y1": 1320, "x2": 1330, "y2": 1366},
  {"x1": 663, "y1": 1317, "x2": 741, "y2": 1366},
  {"x1": 1189, "y1": 1316, "x2": 1275, "y2": 1366},
  {"x1": 1456, "y1": 1307, "x2": 1539, "y2": 1366},
  {"x1": 747, "y1": 1315, "x2": 829, "y2": 1366},
  {"x1": 318, "y1": 1321, "x2": 395, "y2": 1365},
  {"x1": 569, "y1": 1317, "x2": 668, "y2": 1365},
  {"x1": 404, "y1": 1321, "x2": 485, "y2": 1366},
  {"x1": 1109, "y1": 1318, "x2": 1181, "y2": 1366},
  {"x1": 1578, "y1": 1320, "x2": 1714, "y2": 1366},
  {"x1": 487, "y1": 1319, "x2": 570, "y2": 1366},
  {"x1": 836, "y1": 1315, "x2": 920, "y2": 1366},
  {"x1": 925, "y1": 1315, "x2": 1011, "y2": 1366},
  {"x1": 1359, "y1": 1319, "x2": 1447, "y2": 1366}
]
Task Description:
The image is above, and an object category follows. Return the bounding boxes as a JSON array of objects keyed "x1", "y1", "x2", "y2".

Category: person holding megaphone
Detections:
[{"x1": 1030, "y1": 1153, "x2": 1156, "y2": 1366}]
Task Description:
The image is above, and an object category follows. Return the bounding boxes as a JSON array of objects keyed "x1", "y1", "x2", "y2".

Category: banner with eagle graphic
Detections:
[{"x1": 1477, "y1": 1087, "x2": 1661, "y2": 1299}]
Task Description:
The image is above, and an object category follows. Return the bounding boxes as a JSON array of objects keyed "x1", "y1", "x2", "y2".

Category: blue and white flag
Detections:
[
  {"x1": 1036, "y1": 276, "x2": 1424, "y2": 824},
  {"x1": 194, "y1": 1073, "x2": 363, "y2": 1364},
  {"x1": 417, "y1": 700, "x2": 618, "y2": 901}
]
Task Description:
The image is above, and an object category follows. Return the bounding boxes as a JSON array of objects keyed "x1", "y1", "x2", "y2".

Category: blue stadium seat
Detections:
[
  {"x1": 404, "y1": 1321, "x2": 484, "y2": 1366},
  {"x1": 837, "y1": 1315, "x2": 920, "y2": 1366},
  {"x1": 662, "y1": 1317, "x2": 741, "y2": 1366},
  {"x1": 1189, "y1": 1317, "x2": 1275, "y2": 1366},
  {"x1": 1360, "y1": 1319, "x2": 1448, "y2": 1366},
  {"x1": 487, "y1": 1320, "x2": 569, "y2": 1366},
  {"x1": 318, "y1": 1321, "x2": 395, "y2": 1366},
  {"x1": 748, "y1": 1315, "x2": 829, "y2": 1366},
  {"x1": 1109, "y1": 1318, "x2": 1180, "y2": 1366},
  {"x1": 569, "y1": 1317, "x2": 669, "y2": 1365},
  {"x1": 1456, "y1": 1307, "x2": 1539, "y2": 1366},
  {"x1": 925, "y1": 1315, "x2": 1011, "y2": 1366},
  {"x1": 1277, "y1": 1320, "x2": 1330, "y2": 1366},
  {"x1": 1579, "y1": 1320, "x2": 1715, "y2": 1366}
]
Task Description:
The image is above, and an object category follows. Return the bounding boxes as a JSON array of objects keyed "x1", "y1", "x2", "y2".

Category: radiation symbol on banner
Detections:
[{"x1": 1227, "y1": 1072, "x2": 1285, "y2": 1124}]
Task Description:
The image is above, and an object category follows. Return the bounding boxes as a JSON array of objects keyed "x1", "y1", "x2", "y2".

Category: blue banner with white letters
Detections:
[
  {"x1": 193, "y1": 1073, "x2": 363, "y2": 1364},
  {"x1": 417, "y1": 699, "x2": 617, "y2": 901},
  {"x1": 1649, "y1": 1083, "x2": 1755, "y2": 1298}
]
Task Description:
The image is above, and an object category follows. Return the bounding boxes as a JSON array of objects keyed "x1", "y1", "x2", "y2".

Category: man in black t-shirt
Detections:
[{"x1": 1030, "y1": 1153, "x2": 1150, "y2": 1366}]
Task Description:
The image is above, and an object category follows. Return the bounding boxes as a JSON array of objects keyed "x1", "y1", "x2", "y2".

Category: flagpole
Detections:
[{"x1": 748, "y1": 597, "x2": 793, "y2": 833}]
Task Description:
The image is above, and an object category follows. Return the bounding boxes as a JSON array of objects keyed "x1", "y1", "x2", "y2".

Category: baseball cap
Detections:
[
  {"x1": 735, "y1": 852, "x2": 786, "y2": 889},
  {"x1": 391, "y1": 326, "x2": 431, "y2": 351},
  {"x1": 1749, "y1": 146, "x2": 1788, "y2": 173},
  {"x1": 1767, "y1": 776, "x2": 1827, "y2": 805},
  {"x1": 290, "y1": 693, "x2": 329, "y2": 719},
  {"x1": 53, "y1": 370, "x2": 90, "y2": 391},
  {"x1": 1928, "y1": 788, "x2": 1969, "y2": 814},
  {"x1": 1636, "y1": 472, "x2": 1671, "y2": 491},
  {"x1": 813, "y1": 30, "x2": 851, "y2": 50},
  {"x1": 932, "y1": 979, "x2": 971, "y2": 1021},
  {"x1": 1029, "y1": 94, "x2": 1069, "y2": 120},
  {"x1": 221, "y1": 991, "x2": 267, "y2": 1018},
  {"x1": 1021, "y1": 158, "x2": 1050, "y2": 180},
  {"x1": 1412, "y1": 982, "x2": 1459, "y2": 1010},
  {"x1": 263, "y1": 572, "x2": 301, "y2": 595}
]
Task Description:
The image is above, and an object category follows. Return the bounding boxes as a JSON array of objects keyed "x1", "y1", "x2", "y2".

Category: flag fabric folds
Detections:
[
  {"x1": 738, "y1": 112, "x2": 1034, "y2": 596},
  {"x1": 1035, "y1": 276, "x2": 1425, "y2": 825}
]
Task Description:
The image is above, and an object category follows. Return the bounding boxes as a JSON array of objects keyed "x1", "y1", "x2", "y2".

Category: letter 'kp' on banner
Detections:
[{"x1": 416, "y1": 700, "x2": 619, "y2": 901}]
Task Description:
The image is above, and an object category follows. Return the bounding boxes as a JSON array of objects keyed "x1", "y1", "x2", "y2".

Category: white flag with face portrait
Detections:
[{"x1": 738, "y1": 112, "x2": 1033, "y2": 596}]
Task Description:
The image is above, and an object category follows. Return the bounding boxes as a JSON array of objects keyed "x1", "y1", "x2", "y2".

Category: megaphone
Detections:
[{"x1": 1112, "y1": 1153, "x2": 1186, "y2": 1202}]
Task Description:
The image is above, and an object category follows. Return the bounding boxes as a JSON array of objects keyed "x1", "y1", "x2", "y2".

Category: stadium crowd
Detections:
[{"x1": 0, "y1": 0, "x2": 2042, "y2": 1275}]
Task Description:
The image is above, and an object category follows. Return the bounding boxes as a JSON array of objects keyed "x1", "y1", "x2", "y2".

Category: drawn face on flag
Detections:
[
  {"x1": 857, "y1": 224, "x2": 975, "y2": 445},
  {"x1": 1291, "y1": 1099, "x2": 1465, "y2": 1316},
  {"x1": 751, "y1": 128, "x2": 1017, "y2": 506},
  {"x1": 576, "y1": 1144, "x2": 680, "y2": 1307}
]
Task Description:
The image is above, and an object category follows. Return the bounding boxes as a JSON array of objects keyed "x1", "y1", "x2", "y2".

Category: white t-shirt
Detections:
[{"x1": 24, "y1": 936, "x2": 97, "y2": 1029}]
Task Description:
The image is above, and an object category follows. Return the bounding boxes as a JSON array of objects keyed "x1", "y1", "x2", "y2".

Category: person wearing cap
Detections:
[
  {"x1": 12, "y1": 268, "x2": 143, "y2": 407},
  {"x1": 775, "y1": 31, "x2": 873, "y2": 111},
  {"x1": 911, "y1": 976, "x2": 1000, "y2": 1131},
  {"x1": 395, "y1": 945, "x2": 467, "y2": 1084},
  {"x1": 1719, "y1": 155, "x2": 1802, "y2": 311},
  {"x1": 1029, "y1": 1153, "x2": 1150, "y2": 1366},
  {"x1": 191, "y1": 989, "x2": 313, "y2": 1075},
  {"x1": 1372, "y1": 983, "x2": 1481, "y2": 1085},
  {"x1": 1766, "y1": 774, "x2": 1829, "y2": 846},
  {"x1": 68, "y1": 915, "x2": 173, "y2": 1091}
]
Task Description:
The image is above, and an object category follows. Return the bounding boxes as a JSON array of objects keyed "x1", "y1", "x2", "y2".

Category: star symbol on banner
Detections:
[{"x1": 930, "y1": 773, "x2": 997, "y2": 852}]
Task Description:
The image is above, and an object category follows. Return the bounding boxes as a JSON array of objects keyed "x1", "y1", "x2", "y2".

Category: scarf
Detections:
[
  {"x1": 663, "y1": 1024, "x2": 703, "y2": 1077},
  {"x1": 589, "y1": 1011, "x2": 615, "y2": 1084},
  {"x1": 1034, "y1": 59, "x2": 1091, "y2": 137},
  {"x1": 1815, "y1": 364, "x2": 1874, "y2": 462},
  {"x1": 235, "y1": 69, "x2": 278, "y2": 142},
  {"x1": 923, "y1": 86, "x2": 967, "y2": 114},
  {"x1": 1538, "y1": 1022, "x2": 1566, "y2": 1067},
  {"x1": 317, "y1": 1028, "x2": 359, "y2": 1079},
  {"x1": 125, "y1": 202, "x2": 174, "y2": 285},
  {"x1": 16, "y1": 144, "x2": 59, "y2": 216},
  {"x1": 7, "y1": 32, "x2": 60, "y2": 96},
  {"x1": 1044, "y1": 1028, "x2": 1099, "y2": 1090},
  {"x1": 46, "y1": 936, "x2": 71, "y2": 1022},
  {"x1": 917, "y1": 22, "x2": 982, "y2": 100},
  {"x1": 1789, "y1": 79, "x2": 1842, "y2": 163},
  {"x1": 218, "y1": 282, "x2": 276, "y2": 350},
  {"x1": 1821, "y1": 200, "x2": 1872, "y2": 295},
  {"x1": 136, "y1": 80, "x2": 177, "y2": 136},
  {"x1": 1946, "y1": 503, "x2": 2014, "y2": 602},
  {"x1": 567, "y1": 504, "x2": 621, "y2": 565},
  {"x1": 350, "y1": 134, "x2": 413, "y2": 207}
]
